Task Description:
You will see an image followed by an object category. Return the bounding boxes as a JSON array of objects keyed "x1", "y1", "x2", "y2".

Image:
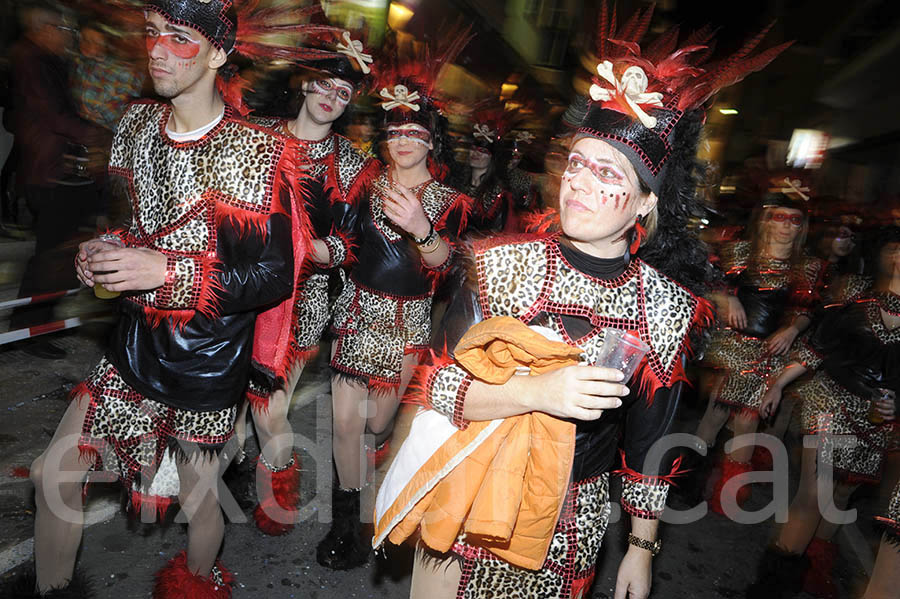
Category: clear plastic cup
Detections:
[{"x1": 594, "y1": 328, "x2": 651, "y2": 381}]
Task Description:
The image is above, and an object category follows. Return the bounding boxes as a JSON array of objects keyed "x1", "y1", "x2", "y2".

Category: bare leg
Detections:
[
  {"x1": 176, "y1": 451, "x2": 225, "y2": 576},
  {"x1": 31, "y1": 394, "x2": 93, "y2": 592},
  {"x1": 367, "y1": 353, "x2": 418, "y2": 443},
  {"x1": 727, "y1": 412, "x2": 759, "y2": 464},
  {"x1": 233, "y1": 401, "x2": 249, "y2": 453},
  {"x1": 410, "y1": 542, "x2": 463, "y2": 599},
  {"x1": 332, "y1": 373, "x2": 369, "y2": 489},
  {"x1": 863, "y1": 537, "x2": 900, "y2": 599},
  {"x1": 694, "y1": 373, "x2": 730, "y2": 447},
  {"x1": 777, "y1": 446, "x2": 825, "y2": 553},
  {"x1": 812, "y1": 482, "x2": 858, "y2": 541},
  {"x1": 252, "y1": 365, "x2": 304, "y2": 468}
]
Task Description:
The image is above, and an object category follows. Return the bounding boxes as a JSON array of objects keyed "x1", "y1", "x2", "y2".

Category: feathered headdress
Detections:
[
  {"x1": 372, "y1": 24, "x2": 473, "y2": 129},
  {"x1": 577, "y1": 1, "x2": 793, "y2": 196},
  {"x1": 145, "y1": 1, "x2": 346, "y2": 115}
]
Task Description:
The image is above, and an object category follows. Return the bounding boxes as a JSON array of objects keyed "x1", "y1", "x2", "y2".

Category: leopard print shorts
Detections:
[
  {"x1": 792, "y1": 372, "x2": 893, "y2": 483},
  {"x1": 330, "y1": 277, "x2": 432, "y2": 391},
  {"x1": 453, "y1": 474, "x2": 611, "y2": 599},
  {"x1": 705, "y1": 328, "x2": 787, "y2": 415},
  {"x1": 76, "y1": 356, "x2": 236, "y2": 506}
]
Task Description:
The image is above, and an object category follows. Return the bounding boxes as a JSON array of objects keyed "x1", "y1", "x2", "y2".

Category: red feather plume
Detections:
[{"x1": 588, "y1": 0, "x2": 792, "y2": 115}]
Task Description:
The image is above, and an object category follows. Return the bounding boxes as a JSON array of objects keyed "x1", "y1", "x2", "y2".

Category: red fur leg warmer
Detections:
[
  {"x1": 709, "y1": 458, "x2": 752, "y2": 516},
  {"x1": 153, "y1": 551, "x2": 233, "y2": 599},
  {"x1": 253, "y1": 451, "x2": 301, "y2": 536}
]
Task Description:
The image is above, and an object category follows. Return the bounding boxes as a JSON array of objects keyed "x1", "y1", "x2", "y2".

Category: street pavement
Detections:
[{"x1": 0, "y1": 232, "x2": 896, "y2": 598}]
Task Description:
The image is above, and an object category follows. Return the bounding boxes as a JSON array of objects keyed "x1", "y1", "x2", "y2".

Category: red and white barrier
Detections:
[
  {"x1": 0, "y1": 288, "x2": 81, "y2": 312},
  {"x1": 0, "y1": 287, "x2": 112, "y2": 346},
  {"x1": 0, "y1": 316, "x2": 86, "y2": 346}
]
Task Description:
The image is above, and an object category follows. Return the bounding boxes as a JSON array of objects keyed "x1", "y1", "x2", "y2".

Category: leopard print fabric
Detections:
[
  {"x1": 109, "y1": 102, "x2": 290, "y2": 317},
  {"x1": 792, "y1": 371, "x2": 893, "y2": 483},
  {"x1": 76, "y1": 356, "x2": 236, "y2": 507},
  {"x1": 369, "y1": 173, "x2": 466, "y2": 243},
  {"x1": 287, "y1": 272, "x2": 332, "y2": 360},
  {"x1": 454, "y1": 474, "x2": 610, "y2": 599},
  {"x1": 706, "y1": 329, "x2": 788, "y2": 414},
  {"x1": 330, "y1": 277, "x2": 432, "y2": 390},
  {"x1": 427, "y1": 364, "x2": 472, "y2": 429},
  {"x1": 621, "y1": 478, "x2": 669, "y2": 519},
  {"x1": 474, "y1": 238, "x2": 699, "y2": 387}
]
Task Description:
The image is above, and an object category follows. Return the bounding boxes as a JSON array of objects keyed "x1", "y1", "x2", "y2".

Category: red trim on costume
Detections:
[
  {"x1": 253, "y1": 452, "x2": 300, "y2": 536},
  {"x1": 153, "y1": 550, "x2": 234, "y2": 599},
  {"x1": 402, "y1": 347, "x2": 455, "y2": 407},
  {"x1": 214, "y1": 200, "x2": 271, "y2": 242},
  {"x1": 613, "y1": 450, "x2": 687, "y2": 486},
  {"x1": 131, "y1": 489, "x2": 175, "y2": 521}
]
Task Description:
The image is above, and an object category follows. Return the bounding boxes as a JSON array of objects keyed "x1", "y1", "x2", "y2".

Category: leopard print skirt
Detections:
[
  {"x1": 705, "y1": 328, "x2": 787, "y2": 416},
  {"x1": 452, "y1": 474, "x2": 610, "y2": 599},
  {"x1": 76, "y1": 356, "x2": 236, "y2": 512},
  {"x1": 330, "y1": 277, "x2": 432, "y2": 392},
  {"x1": 790, "y1": 372, "x2": 894, "y2": 483},
  {"x1": 288, "y1": 271, "x2": 332, "y2": 361}
]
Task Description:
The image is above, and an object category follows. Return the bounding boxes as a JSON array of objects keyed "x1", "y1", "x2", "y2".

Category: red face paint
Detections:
[{"x1": 145, "y1": 29, "x2": 201, "y2": 59}]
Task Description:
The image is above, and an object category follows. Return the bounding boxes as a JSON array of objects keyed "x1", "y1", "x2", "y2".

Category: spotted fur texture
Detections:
[
  {"x1": 330, "y1": 277, "x2": 432, "y2": 392},
  {"x1": 454, "y1": 475, "x2": 610, "y2": 599}
]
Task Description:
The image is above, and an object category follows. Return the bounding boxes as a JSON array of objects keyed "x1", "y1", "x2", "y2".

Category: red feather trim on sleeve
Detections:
[
  {"x1": 402, "y1": 346, "x2": 456, "y2": 409},
  {"x1": 613, "y1": 449, "x2": 687, "y2": 486}
]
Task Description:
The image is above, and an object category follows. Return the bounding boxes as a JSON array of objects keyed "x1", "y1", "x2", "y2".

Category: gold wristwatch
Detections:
[{"x1": 627, "y1": 533, "x2": 661, "y2": 556}]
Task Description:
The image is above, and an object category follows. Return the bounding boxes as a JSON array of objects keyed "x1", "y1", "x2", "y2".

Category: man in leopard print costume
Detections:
[
  {"x1": 16, "y1": 2, "x2": 312, "y2": 598},
  {"x1": 237, "y1": 37, "x2": 380, "y2": 538}
]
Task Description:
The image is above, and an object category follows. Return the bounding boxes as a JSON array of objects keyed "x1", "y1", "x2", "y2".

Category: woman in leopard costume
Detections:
[
  {"x1": 694, "y1": 194, "x2": 825, "y2": 514},
  {"x1": 375, "y1": 6, "x2": 790, "y2": 597},
  {"x1": 748, "y1": 227, "x2": 900, "y2": 598},
  {"x1": 319, "y1": 35, "x2": 473, "y2": 570}
]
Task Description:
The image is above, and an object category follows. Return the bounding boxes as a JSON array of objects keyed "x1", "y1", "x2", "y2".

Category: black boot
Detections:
[
  {"x1": 0, "y1": 568, "x2": 93, "y2": 598},
  {"x1": 316, "y1": 487, "x2": 369, "y2": 570},
  {"x1": 221, "y1": 451, "x2": 255, "y2": 512},
  {"x1": 668, "y1": 447, "x2": 713, "y2": 508},
  {"x1": 745, "y1": 545, "x2": 808, "y2": 599}
]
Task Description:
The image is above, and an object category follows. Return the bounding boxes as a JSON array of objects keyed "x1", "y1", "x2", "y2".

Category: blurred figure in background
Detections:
[
  {"x1": 695, "y1": 194, "x2": 824, "y2": 514},
  {"x1": 750, "y1": 227, "x2": 900, "y2": 598},
  {"x1": 7, "y1": 1, "x2": 107, "y2": 358}
]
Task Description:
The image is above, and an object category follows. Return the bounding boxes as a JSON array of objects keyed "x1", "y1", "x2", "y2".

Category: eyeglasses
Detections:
[
  {"x1": 767, "y1": 212, "x2": 803, "y2": 226},
  {"x1": 311, "y1": 79, "x2": 353, "y2": 105}
]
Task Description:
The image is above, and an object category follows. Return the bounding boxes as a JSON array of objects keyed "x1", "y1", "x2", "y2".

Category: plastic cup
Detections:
[
  {"x1": 594, "y1": 328, "x2": 651, "y2": 381},
  {"x1": 868, "y1": 388, "x2": 894, "y2": 425},
  {"x1": 92, "y1": 272, "x2": 120, "y2": 299}
]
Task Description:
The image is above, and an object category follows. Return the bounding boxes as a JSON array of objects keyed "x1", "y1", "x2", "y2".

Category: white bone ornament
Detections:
[
  {"x1": 770, "y1": 178, "x2": 811, "y2": 201},
  {"x1": 513, "y1": 131, "x2": 535, "y2": 143},
  {"x1": 380, "y1": 84, "x2": 421, "y2": 111},
  {"x1": 336, "y1": 31, "x2": 372, "y2": 74},
  {"x1": 473, "y1": 124, "x2": 497, "y2": 143},
  {"x1": 589, "y1": 61, "x2": 663, "y2": 129}
]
